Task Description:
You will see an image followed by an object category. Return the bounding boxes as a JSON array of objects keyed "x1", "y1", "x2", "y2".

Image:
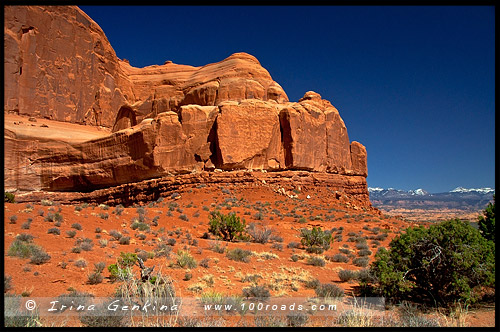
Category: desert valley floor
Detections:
[{"x1": 4, "y1": 182, "x2": 495, "y2": 327}]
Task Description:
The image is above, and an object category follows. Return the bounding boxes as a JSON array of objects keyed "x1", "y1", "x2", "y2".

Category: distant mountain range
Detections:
[{"x1": 368, "y1": 187, "x2": 495, "y2": 212}]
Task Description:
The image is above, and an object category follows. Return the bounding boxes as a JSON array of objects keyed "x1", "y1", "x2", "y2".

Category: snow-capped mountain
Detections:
[
  {"x1": 450, "y1": 187, "x2": 495, "y2": 194},
  {"x1": 368, "y1": 186, "x2": 495, "y2": 211},
  {"x1": 368, "y1": 187, "x2": 430, "y2": 198}
]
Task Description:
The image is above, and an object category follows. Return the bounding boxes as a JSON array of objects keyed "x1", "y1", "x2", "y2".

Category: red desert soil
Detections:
[{"x1": 4, "y1": 183, "x2": 495, "y2": 327}]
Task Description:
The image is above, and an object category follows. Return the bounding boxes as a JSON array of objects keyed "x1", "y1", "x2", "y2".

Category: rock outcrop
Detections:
[{"x1": 4, "y1": 5, "x2": 369, "y2": 205}]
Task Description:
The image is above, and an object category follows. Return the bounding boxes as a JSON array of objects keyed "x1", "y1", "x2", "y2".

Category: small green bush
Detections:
[
  {"x1": 117, "y1": 252, "x2": 137, "y2": 267},
  {"x1": 300, "y1": 227, "x2": 332, "y2": 254},
  {"x1": 208, "y1": 211, "x2": 247, "y2": 242},
  {"x1": 5, "y1": 192, "x2": 15, "y2": 203},
  {"x1": 8, "y1": 239, "x2": 38, "y2": 259}
]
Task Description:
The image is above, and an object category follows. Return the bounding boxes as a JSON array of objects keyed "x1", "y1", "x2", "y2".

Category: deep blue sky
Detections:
[{"x1": 80, "y1": 5, "x2": 495, "y2": 193}]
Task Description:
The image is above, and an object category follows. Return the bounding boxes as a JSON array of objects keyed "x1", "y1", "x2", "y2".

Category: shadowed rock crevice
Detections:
[
  {"x1": 112, "y1": 105, "x2": 137, "y2": 132},
  {"x1": 279, "y1": 110, "x2": 293, "y2": 168},
  {"x1": 207, "y1": 116, "x2": 222, "y2": 169}
]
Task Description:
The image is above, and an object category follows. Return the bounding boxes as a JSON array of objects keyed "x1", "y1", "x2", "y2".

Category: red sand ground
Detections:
[{"x1": 4, "y1": 183, "x2": 495, "y2": 327}]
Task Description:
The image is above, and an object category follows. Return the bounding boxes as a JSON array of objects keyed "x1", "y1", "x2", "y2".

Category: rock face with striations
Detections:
[{"x1": 4, "y1": 5, "x2": 370, "y2": 205}]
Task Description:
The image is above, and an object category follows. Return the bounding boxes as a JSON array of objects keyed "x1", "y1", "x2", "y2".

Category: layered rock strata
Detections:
[
  {"x1": 13, "y1": 170, "x2": 371, "y2": 209},
  {"x1": 4, "y1": 5, "x2": 369, "y2": 204}
]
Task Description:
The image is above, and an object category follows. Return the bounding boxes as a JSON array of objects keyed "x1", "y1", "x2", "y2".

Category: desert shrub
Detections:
[
  {"x1": 242, "y1": 284, "x2": 270, "y2": 300},
  {"x1": 74, "y1": 258, "x2": 87, "y2": 268},
  {"x1": 108, "y1": 230, "x2": 122, "y2": 241},
  {"x1": 79, "y1": 306, "x2": 127, "y2": 327},
  {"x1": 29, "y1": 247, "x2": 51, "y2": 265},
  {"x1": 9, "y1": 215, "x2": 18, "y2": 224},
  {"x1": 271, "y1": 243, "x2": 283, "y2": 251},
  {"x1": 478, "y1": 195, "x2": 495, "y2": 242},
  {"x1": 47, "y1": 228, "x2": 60, "y2": 235},
  {"x1": 208, "y1": 241, "x2": 226, "y2": 254},
  {"x1": 338, "y1": 269, "x2": 358, "y2": 282},
  {"x1": 246, "y1": 222, "x2": 273, "y2": 244},
  {"x1": 113, "y1": 204, "x2": 125, "y2": 216},
  {"x1": 87, "y1": 271, "x2": 103, "y2": 285},
  {"x1": 108, "y1": 252, "x2": 137, "y2": 282},
  {"x1": 98, "y1": 212, "x2": 109, "y2": 220},
  {"x1": 286, "y1": 312, "x2": 309, "y2": 327},
  {"x1": 136, "y1": 233, "x2": 147, "y2": 241},
  {"x1": 107, "y1": 264, "x2": 131, "y2": 282},
  {"x1": 118, "y1": 252, "x2": 138, "y2": 267},
  {"x1": 287, "y1": 241, "x2": 301, "y2": 249},
  {"x1": 356, "y1": 269, "x2": 377, "y2": 284},
  {"x1": 16, "y1": 233, "x2": 35, "y2": 242},
  {"x1": 5, "y1": 192, "x2": 15, "y2": 203},
  {"x1": 154, "y1": 243, "x2": 172, "y2": 258},
  {"x1": 352, "y1": 257, "x2": 369, "y2": 267},
  {"x1": 254, "y1": 315, "x2": 287, "y2": 327},
  {"x1": 21, "y1": 220, "x2": 32, "y2": 230},
  {"x1": 304, "y1": 278, "x2": 321, "y2": 289},
  {"x1": 77, "y1": 238, "x2": 94, "y2": 251},
  {"x1": 368, "y1": 219, "x2": 495, "y2": 306},
  {"x1": 71, "y1": 223, "x2": 82, "y2": 230},
  {"x1": 315, "y1": 283, "x2": 344, "y2": 298},
  {"x1": 290, "y1": 254, "x2": 301, "y2": 262},
  {"x1": 297, "y1": 216, "x2": 307, "y2": 223},
  {"x1": 118, "y1": 236, "x2": 131, "y2": 245},
  {"x1": 300, "y1": 226, "x2": 332, "y2": 254},
  {"x1": 176, "y1": 250, "x2": 197, "y2": 268},
  {"x1": 179, "y1": 214, "x2": 189, "y2": 221},
  {"x1": 226, "y1": 248, "x2": 252, "y2": 263},
  {"x1": 397, "y1": 302, "x2": 441, "y2": 327},
  {"x1": 94, "y1": 261, "x2": 106, "y2": 273},
  {"x1": 306, "y1": 256, "x2": 326, "y2": 267},
  {"x1": 355, "y1": 243, "x2": 369, "y2": 250},
  {"x1": 8, "y1": 239, "x2": 37, "y2": 259},
  {"x1": 208, "y1": 211, "x2": 247, "y2": 242},
  {"x1": 5, "y1": 274, "x2": 13, "y2": 293},
  {"x1": 328, "y1": 253, "x2": 350, "y2": 263},
  {"x1": 357, "y1": 249, "x2": 372, "y2": 257},
  {"x1": 199, "y1": 258, "x2": 210, "y2": 268},
  {"x1": 66, "y1": 230, "x2": 77, "y2": 238}
]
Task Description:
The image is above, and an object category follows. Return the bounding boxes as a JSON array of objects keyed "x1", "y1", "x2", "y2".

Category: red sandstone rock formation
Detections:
[{"x1": 4, "y1": 5, "x2": 369, "y2": 201}]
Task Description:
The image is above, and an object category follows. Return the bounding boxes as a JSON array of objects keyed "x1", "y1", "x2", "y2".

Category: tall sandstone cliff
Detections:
[{"x1": 4, "y1": 5, "x2": 368, "y2": 204}]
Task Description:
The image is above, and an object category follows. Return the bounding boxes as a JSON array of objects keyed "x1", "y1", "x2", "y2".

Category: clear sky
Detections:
[{"x1": 80, "y1": 5, "x2": 495, "y2": 193}]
